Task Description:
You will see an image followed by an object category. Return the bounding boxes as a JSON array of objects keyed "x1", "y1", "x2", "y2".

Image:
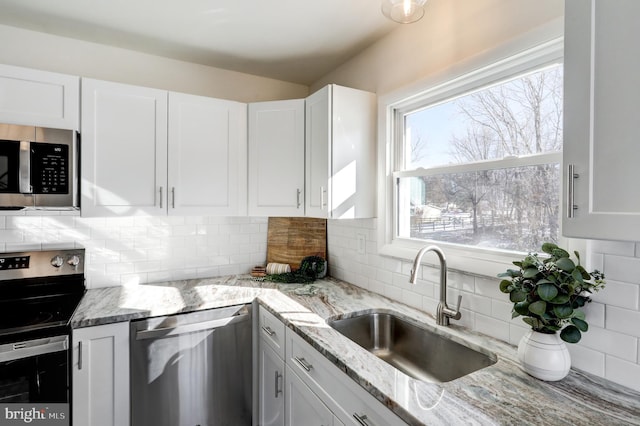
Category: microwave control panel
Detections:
[{"x1": 30, "y1": 142, "x2": 69, "y2": 194}]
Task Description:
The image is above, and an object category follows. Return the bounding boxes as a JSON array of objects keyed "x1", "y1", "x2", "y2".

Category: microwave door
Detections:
[
  {"x1": 0, "y1": 140, "x2": 19, "y2": 193},
  {"x1": 19, "y1": 141, "x2": 31, "y2": 194}
]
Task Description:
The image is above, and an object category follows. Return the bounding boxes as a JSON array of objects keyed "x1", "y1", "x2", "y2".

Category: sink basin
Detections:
[{"x1": 327, "y1": 310, "x2": 497, "y2": 383}]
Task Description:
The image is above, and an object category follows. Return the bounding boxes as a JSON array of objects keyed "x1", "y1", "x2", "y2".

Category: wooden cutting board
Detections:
[{"x1": 266, "y1": 217, "x2": 327, "y2": 270}]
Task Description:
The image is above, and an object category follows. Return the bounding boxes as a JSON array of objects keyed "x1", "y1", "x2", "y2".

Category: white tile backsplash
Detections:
[
  {"x1": 0, "y1": 210, "x2": 267, "y2": 288},
  {"x1": 327, "y1": 218, "x2": 640, "y2": 393}
]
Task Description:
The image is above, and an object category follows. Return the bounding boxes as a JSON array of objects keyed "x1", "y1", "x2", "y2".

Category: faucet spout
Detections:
[{"x1": 409, "y1": 245, "x2": 462, "y2": 326}]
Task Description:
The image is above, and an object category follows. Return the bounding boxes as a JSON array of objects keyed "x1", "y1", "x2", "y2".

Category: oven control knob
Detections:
[
  {"x1": 51, "y1": 255, "x2": 64, "y2": 268},
  {"x1": 67, "y1": 255, "x2": 81, "y2": 267}
]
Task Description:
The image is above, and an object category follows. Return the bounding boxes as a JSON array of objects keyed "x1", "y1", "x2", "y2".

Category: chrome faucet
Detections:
[{"x1": 409, "y1": 245, "x2": 462, "y2": 326}]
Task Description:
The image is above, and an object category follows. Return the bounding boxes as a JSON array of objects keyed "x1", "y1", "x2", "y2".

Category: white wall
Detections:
[
  {"x1": 0, "y1": 24, "x2": 308, "y2": 102},
  {"x1": 319, "y1": 0, "x2": 640, "y2": 392}
]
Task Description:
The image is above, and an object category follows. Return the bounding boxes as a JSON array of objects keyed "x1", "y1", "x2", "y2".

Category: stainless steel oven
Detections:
[
  {"x1": 0, "y1": 249, "x2": 85, "y2": 425},
  {"x1": 0, "y1": 123, "x2": 78, "y2": 210}
]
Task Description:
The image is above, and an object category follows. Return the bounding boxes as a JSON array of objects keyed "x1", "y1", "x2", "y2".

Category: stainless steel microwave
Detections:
[{"x1": 0, "y1": 123, "x2": 78, "y2": 210}]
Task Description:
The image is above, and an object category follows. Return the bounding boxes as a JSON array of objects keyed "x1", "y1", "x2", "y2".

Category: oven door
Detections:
[{"x1": 0, "y1": 335, "x2": 69, "y2": 403}]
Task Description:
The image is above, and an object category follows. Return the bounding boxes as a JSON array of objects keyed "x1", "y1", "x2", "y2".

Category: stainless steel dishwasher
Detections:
[{"x1": 130, "y1": 304, "x2": 252, "y2": 426}]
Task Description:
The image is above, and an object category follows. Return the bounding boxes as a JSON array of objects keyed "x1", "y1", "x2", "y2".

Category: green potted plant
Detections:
[{"x1": 498, "y1": 242, "x2": 605, "y2": 381}]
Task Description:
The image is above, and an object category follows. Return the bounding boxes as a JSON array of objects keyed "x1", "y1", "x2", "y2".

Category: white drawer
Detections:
[
  {"x1": 258, "y1": 305, "x2": 286, "y2": 359},
  {"x1": 286, "y1": 328, "x2": 406, "y2": 426}
]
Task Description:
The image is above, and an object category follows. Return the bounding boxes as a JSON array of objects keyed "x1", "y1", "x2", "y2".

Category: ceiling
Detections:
[{"x1": 0, "y1": 0, "x2": 400, "y2": 85}]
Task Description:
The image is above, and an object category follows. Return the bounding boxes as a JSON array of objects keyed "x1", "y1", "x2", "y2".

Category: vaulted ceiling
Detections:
[{"x1": 0, "y1": 0, "x2": 399, "y2": 85}]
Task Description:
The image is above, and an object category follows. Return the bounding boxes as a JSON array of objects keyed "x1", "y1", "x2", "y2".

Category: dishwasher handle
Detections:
[{"x1": 135, "y1": 308, "x2": 250, "y2": 341}]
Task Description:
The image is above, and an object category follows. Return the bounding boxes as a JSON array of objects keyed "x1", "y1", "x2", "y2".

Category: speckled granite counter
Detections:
[{"x1": 72, "y1": 276, "x2": 640, "y2": 425}]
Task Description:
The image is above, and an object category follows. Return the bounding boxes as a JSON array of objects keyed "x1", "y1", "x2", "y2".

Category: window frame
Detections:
[{"x1": 376, "y1": 37, "x2": 579, "y2": 277}]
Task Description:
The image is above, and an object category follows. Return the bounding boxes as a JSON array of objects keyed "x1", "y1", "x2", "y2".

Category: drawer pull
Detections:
[
  {"x1": 353, "y1": 413, "x2": 371, "y2": 426},
  {"x1": 275, "y1": 370, "x2": 282, "y2": 398},
  {"x1": 293, "y1": 356, "x2": 313, "y2": 372},
  {"x1": 261, "y1": 326, "x2": 275, "y2": 336}
]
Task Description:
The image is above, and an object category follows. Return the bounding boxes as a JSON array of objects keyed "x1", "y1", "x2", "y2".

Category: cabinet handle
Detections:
[
  {"x1": 296, "y1": 188, "x2": 301, "y2": 209},
  {"x1": 320, "y1": 186, "x2": 326, "y2": 209},
  {"x1": 77, "y1": 341, "x2": 82, "y2": 370},
  {"x1": 293, "y1": 356, "x2": 313, "y2": 372},
  {"x1": 353, "y1": 413, "x2": 371, "y2": 426},
  {"x1": 567, "y1": 164, "x2": 579, "y2": 218},
  {"x1": 274, "y1": 370, "x2": 282, "y2": 398},
  {"x1": 171, "y1": 187, "x2": 176, "y2": 209},
  {"x1": 261, "y1": 326, "x2": 275, "y2": 337},
  {"x1": 159, "y1": 186, "x2": 163, "y2": 209}
]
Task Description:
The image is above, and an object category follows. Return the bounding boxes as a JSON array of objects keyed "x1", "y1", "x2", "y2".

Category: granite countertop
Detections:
[{"x1": 72, "y1": 276, "x2": 640, "y2": 425}]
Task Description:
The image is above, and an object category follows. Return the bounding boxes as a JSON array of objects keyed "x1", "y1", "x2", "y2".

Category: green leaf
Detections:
[
  {"x1": 528, "y1": 300, "x2": 547, "y2": 315},
  {"x1": 512, "y1": 311, "x2": 521, "y2": 319},
  {"x1": 550, "y1": 293, "x2": 570, "y2": 304},
  {"x1": 576, "y1": 265, "x2": 591, "y2": 280},
  {"x1": 572, "y1": 309, "x2": 586, "y2": 320},
  {"x1": 510, "y1": 290, "x2": 528, "y2": 303},
  {"x1": 536, "y1": 283, "x2": 558, "y2": 301},
  {"x1": 571, "y1": 318, "x2": 588, "y2": 332},
  {"x1": 560, "y1": 325, "x2": 582, "y2": 343},
  {"x1": 572, "y1": 268, "x2": 585, "y2": 284},
  {"x1": 523, "y1": 317, "x2": 542, "y2": 330},
  {"x1": 541, "y1": 242, "x2": 558, "y2": 254},
  {"x1": 552, "y1": 248, "x2": 570, "y2": 258},
  {"x1": 499, "y1": 280, "x2": 512, "y2": 293},
  {"x1": 523, "y1": 267, "x2": 539, "y2": 279},
  {"x1": 514, "y1": 301, "x2": 530, "y2": 316},
  {"x1": 512, "y1": 261, "x2": 523, "y2": 268},
  {"x1": 556, "y1": 257, "x2": 576, "y2": 272},
  {"x1": 498, "y1": 269, "x2": 521, "y2": 278},
  {"x1": 553, "y1": 305, "x2": 574, "y2": 319}
]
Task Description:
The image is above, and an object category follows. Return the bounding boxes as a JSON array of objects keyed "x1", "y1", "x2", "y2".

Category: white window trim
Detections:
[{"x1": 376, "y1": 36, "x2": 583, "y2": 277}]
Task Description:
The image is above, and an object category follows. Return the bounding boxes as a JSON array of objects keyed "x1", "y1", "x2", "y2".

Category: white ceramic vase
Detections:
[{"x1": 517, "y1": 329, "x2": 571, "y2": 381}]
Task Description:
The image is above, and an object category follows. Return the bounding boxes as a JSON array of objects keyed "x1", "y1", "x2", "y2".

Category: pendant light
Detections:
[{"x1": 381, "y1": 0, "x2": 427, "y2": 24}]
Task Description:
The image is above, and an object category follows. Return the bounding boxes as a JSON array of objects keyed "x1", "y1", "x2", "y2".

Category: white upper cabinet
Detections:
[
  {"x1": 81, "y1": 78, "x2": 168, "y2": 217},
  {"x1": 563, "y1": 0, "x2": 640, "y2": 241},
  {"x1": 82, "y1": 79, "x2": 247, "y2": 217},
  {"x1": 305, "y1": 84, "x2": 376, "y2": 219},
  {"x1": 0, "y1": 64, "x2": 79, "y2": 130},
  {"x1": 168, "y1": 92, "x2": 247, "y2": 216},
  {"x1": 248, "y1": 99, "x2": 305, "y2": 217}
]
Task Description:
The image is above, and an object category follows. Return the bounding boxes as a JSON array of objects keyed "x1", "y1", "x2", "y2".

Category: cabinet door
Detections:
[
  {"x1": 305, "y1": 86, "x2": 331, "y2": 218},
  {"x1": 305, "y1": 85, "x2": 376, "y2": 219},
  {"x1": 248, "y1": 100, "x2": 305, "y2": 217},
  {"x1": 563, "y1": 0, "x2": 640, "y2": 240},
  {"x1": 168, "y1": 92, "x2": 247, "y2": 216},
  {"x1": 285, "y1": 365, "x2": 340, "y2": 426},
  {"x1": 259, "y1": 338, "x2": 285, "y2": 426},
  {"x1": 0, "y1": 64, "x2": 79, "y2": 130},
  {"x1": 81, "y1": 78, "x2": 168, "y2": 217},
  {"x1": 330, "y1": 85, "x2": 376, "y2": 219},
  {"x1": 72, "y1": 322, "x2": 130, "y2": 426}
]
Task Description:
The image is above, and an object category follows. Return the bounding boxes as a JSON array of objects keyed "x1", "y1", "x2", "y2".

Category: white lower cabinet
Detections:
[
  {"x1": 285, "y1": 365, "x2": 343, "y2": 426},
  {"x1": 259, "y1": 339, "x2": 285, "y2": 426},
  {"x1": 256, "y1": 305, "x2": 405, "y2": 426},
  {"x1": 72, "y1": 322, "x2": 130, "y2": 426}
]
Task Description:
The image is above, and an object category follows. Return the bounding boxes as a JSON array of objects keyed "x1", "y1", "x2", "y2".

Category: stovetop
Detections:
[{"x1": 0, "y1": 249, "x2": 85, "y2": 344}]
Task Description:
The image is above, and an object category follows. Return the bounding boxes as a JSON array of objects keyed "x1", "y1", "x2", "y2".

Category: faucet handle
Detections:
[{"x1": 454, "y1": 295, "x2": 462, "y2": 312}]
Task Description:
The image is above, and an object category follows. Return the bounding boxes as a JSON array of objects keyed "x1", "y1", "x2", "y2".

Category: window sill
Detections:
[{"x1": 378, "y1": 238, "x2": 528, "y2": 278}]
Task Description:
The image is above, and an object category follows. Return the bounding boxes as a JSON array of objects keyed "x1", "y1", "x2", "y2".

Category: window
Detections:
[{"x1": 380, "y1": 39, "x2": 565, "y2": 274}]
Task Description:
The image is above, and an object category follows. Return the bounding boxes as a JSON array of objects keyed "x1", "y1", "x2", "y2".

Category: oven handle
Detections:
[
  {"x1": 135, "y1": 310, "x2": 250, "y2": 341},
  {"x1": 0, "y1": 335, "x2": 68, "y2": 363}
]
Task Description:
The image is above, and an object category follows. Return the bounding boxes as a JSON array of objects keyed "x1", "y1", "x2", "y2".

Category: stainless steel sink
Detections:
[{"x1": 327, "y1": 310, "x2": 497, "y2": 383}]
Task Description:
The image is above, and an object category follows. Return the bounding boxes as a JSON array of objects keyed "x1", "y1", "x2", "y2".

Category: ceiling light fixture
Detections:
[{"x1": 381, "y1": 0, "x2": 427, "y2": 24}]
